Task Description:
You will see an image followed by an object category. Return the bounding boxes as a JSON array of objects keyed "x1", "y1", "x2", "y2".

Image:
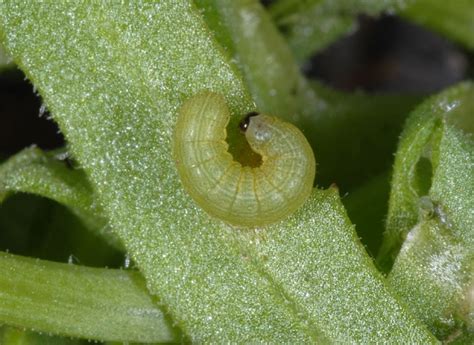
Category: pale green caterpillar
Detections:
[{"x1": 173, "y1": 91, "x2": 316, "y2": 227}]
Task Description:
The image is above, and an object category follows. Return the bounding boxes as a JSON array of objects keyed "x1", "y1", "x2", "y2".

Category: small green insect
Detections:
[{"x1": 173, "y1": 91, "x2": 315, "y2": 227}]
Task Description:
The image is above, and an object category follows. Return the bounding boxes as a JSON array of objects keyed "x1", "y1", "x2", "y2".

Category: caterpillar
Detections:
[{"x1": 173, "y1": 91, "x2": 315, "y2": 227}]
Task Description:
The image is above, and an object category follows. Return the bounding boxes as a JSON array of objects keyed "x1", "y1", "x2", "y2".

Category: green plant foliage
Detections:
[
  {"x1": 204, "y1": 0, "x2": 420, "y2": 254},
  {"x1": 401, "y1": 0, "x2": 474, "y2": 50},
  {"x1": 0, "y1": 194, "x2": 121, "y2": 267},
  {"x1": 0, "y1": 326, "x2": 85, "y2": 345},
  {"x1": 269, "y1": 0, "x2": 408, "y2": 61},
  {"x1": 0, "y1": 2, "x2": 437, "y2": 342},
  {"x1": 198, "y1": 0, "x2": 323, "y2": 121},
  {"x1": 0, "y1": 0, "x2": 474, "y2": 344},
  {"x1": 388, "y1": 219, "x2": 473, "y2": 340},
  {"x1": 307, "y1": 84, "x2": 421, "y2": 189},
  {"x1": 0, "y1": 252, "x2": 179, "y2": 343},
  {"x1": 233, "y1": 188, "x2": 437, "y2": 343},
  {"x1": 379, "y1": 82, "x2": 474, "y2": 269},
  {"x1": 379, "y1": 82, "x2": 473, "y2": 340},
  {"x1": 0, "y1": 147, "x2": 100, "y2": 227},
  {"x1": 270, "y1": 0, "x2": 474, "y2": 62},
  {"x1": 342, "y1": 172, "x2": 391, "y2": 256},
  {"x1": 198, "y1": 0, "x2": 421, "y2": 190},
  {"x1": 0, "y1": 146, "x2": 120, "y2": 249}
]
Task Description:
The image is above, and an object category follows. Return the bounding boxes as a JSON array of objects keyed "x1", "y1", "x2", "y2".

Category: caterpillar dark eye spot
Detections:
[{"x1": 239, "y1": 111, "x2": 260, "y2": 132}]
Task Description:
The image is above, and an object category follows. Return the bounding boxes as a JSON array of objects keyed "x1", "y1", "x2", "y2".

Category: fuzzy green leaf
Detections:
[
  {"x1": 0, "y1": 252, "x2": 179, "y2": 343},
  {"x1": 234, "y1": 188, "x2": 437, "y2": 343},
  {"x1": 380, "y1": 82, "x2": 474, "y2": 339},
  {"x1": 379, "y1": 82, "x2": 474, "y2": 268},
  {"x1": 0, "y1": 147, "x2": 119, "y2": 249},
  {"x1": 202, "y1": 0, "x2": 419, "y2": 256},
  {"x1": 388, "y1": 219, "x2": 473, "y2": 340},
  {"x1": 0, "y1": 2, "x2": 436, "y2": 342},
  {"x1": 0, "y1": 147, "x2": 93, "y2": 210}
]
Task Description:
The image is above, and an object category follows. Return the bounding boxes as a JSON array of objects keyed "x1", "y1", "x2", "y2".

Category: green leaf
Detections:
[
  {"x1": 402, "y1": 0, "x2": 474, "y2": 51},
  {"x1": 0, "y1": 147, "x2": 120, "y2": 250},
  {"x1": 0, "y1": 251, "x2": 179, "y2": 343},
  {"x1": 379, "y1": 82, "x2": 474, "y2": 339},
  {"x1": 387, "y1": 219, "x2": 473, "y2": 340},
  {"x1": 269, "y1": 0, "x2": 408, "y2": 61},
  {"x1": 0, "y1": 326, "x2": 84, "y2": 345},
  {"x1": 379, "y1": 82, "x2": 474, "y2": 269},
  {"x1": 0, "y1": 42, "x2": 13, "y2": 71},
  {"x1": 0, "y1": 2, "x2": 436, "y2": 342},
  {"x1": 342, "y1": 172, "x2": 391, "y2": 257},
  {"x1": 234, "y1": 188, "x2": 437, "y2": 343},
  {"x1": 1, "y1": 147, "x2": 99, "y2": 225}
]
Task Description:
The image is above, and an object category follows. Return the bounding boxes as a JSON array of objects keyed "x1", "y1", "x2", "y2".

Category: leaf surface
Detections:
[
  {"x1": 0, "y1": 252, "x2": 178, "y2": 343},
  {"x1": 0, "y1": 2, "x2": 436, "y2": 342},
  {"x1": 381, "y1": 82, "x2": 474, "y2": 340},
  {"x1": 0, "y1": 147, "x2": 118, "y2": 248}
]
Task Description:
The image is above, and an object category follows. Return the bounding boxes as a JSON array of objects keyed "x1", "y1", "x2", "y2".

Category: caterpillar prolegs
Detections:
[{"x1": 173, "y1": 91, "x2": 315, "y2": 227}]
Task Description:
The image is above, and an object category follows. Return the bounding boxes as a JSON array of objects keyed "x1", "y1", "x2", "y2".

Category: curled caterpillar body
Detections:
[{"x1": 173, "y1": 91, "x2": 315, "y2": 227}]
